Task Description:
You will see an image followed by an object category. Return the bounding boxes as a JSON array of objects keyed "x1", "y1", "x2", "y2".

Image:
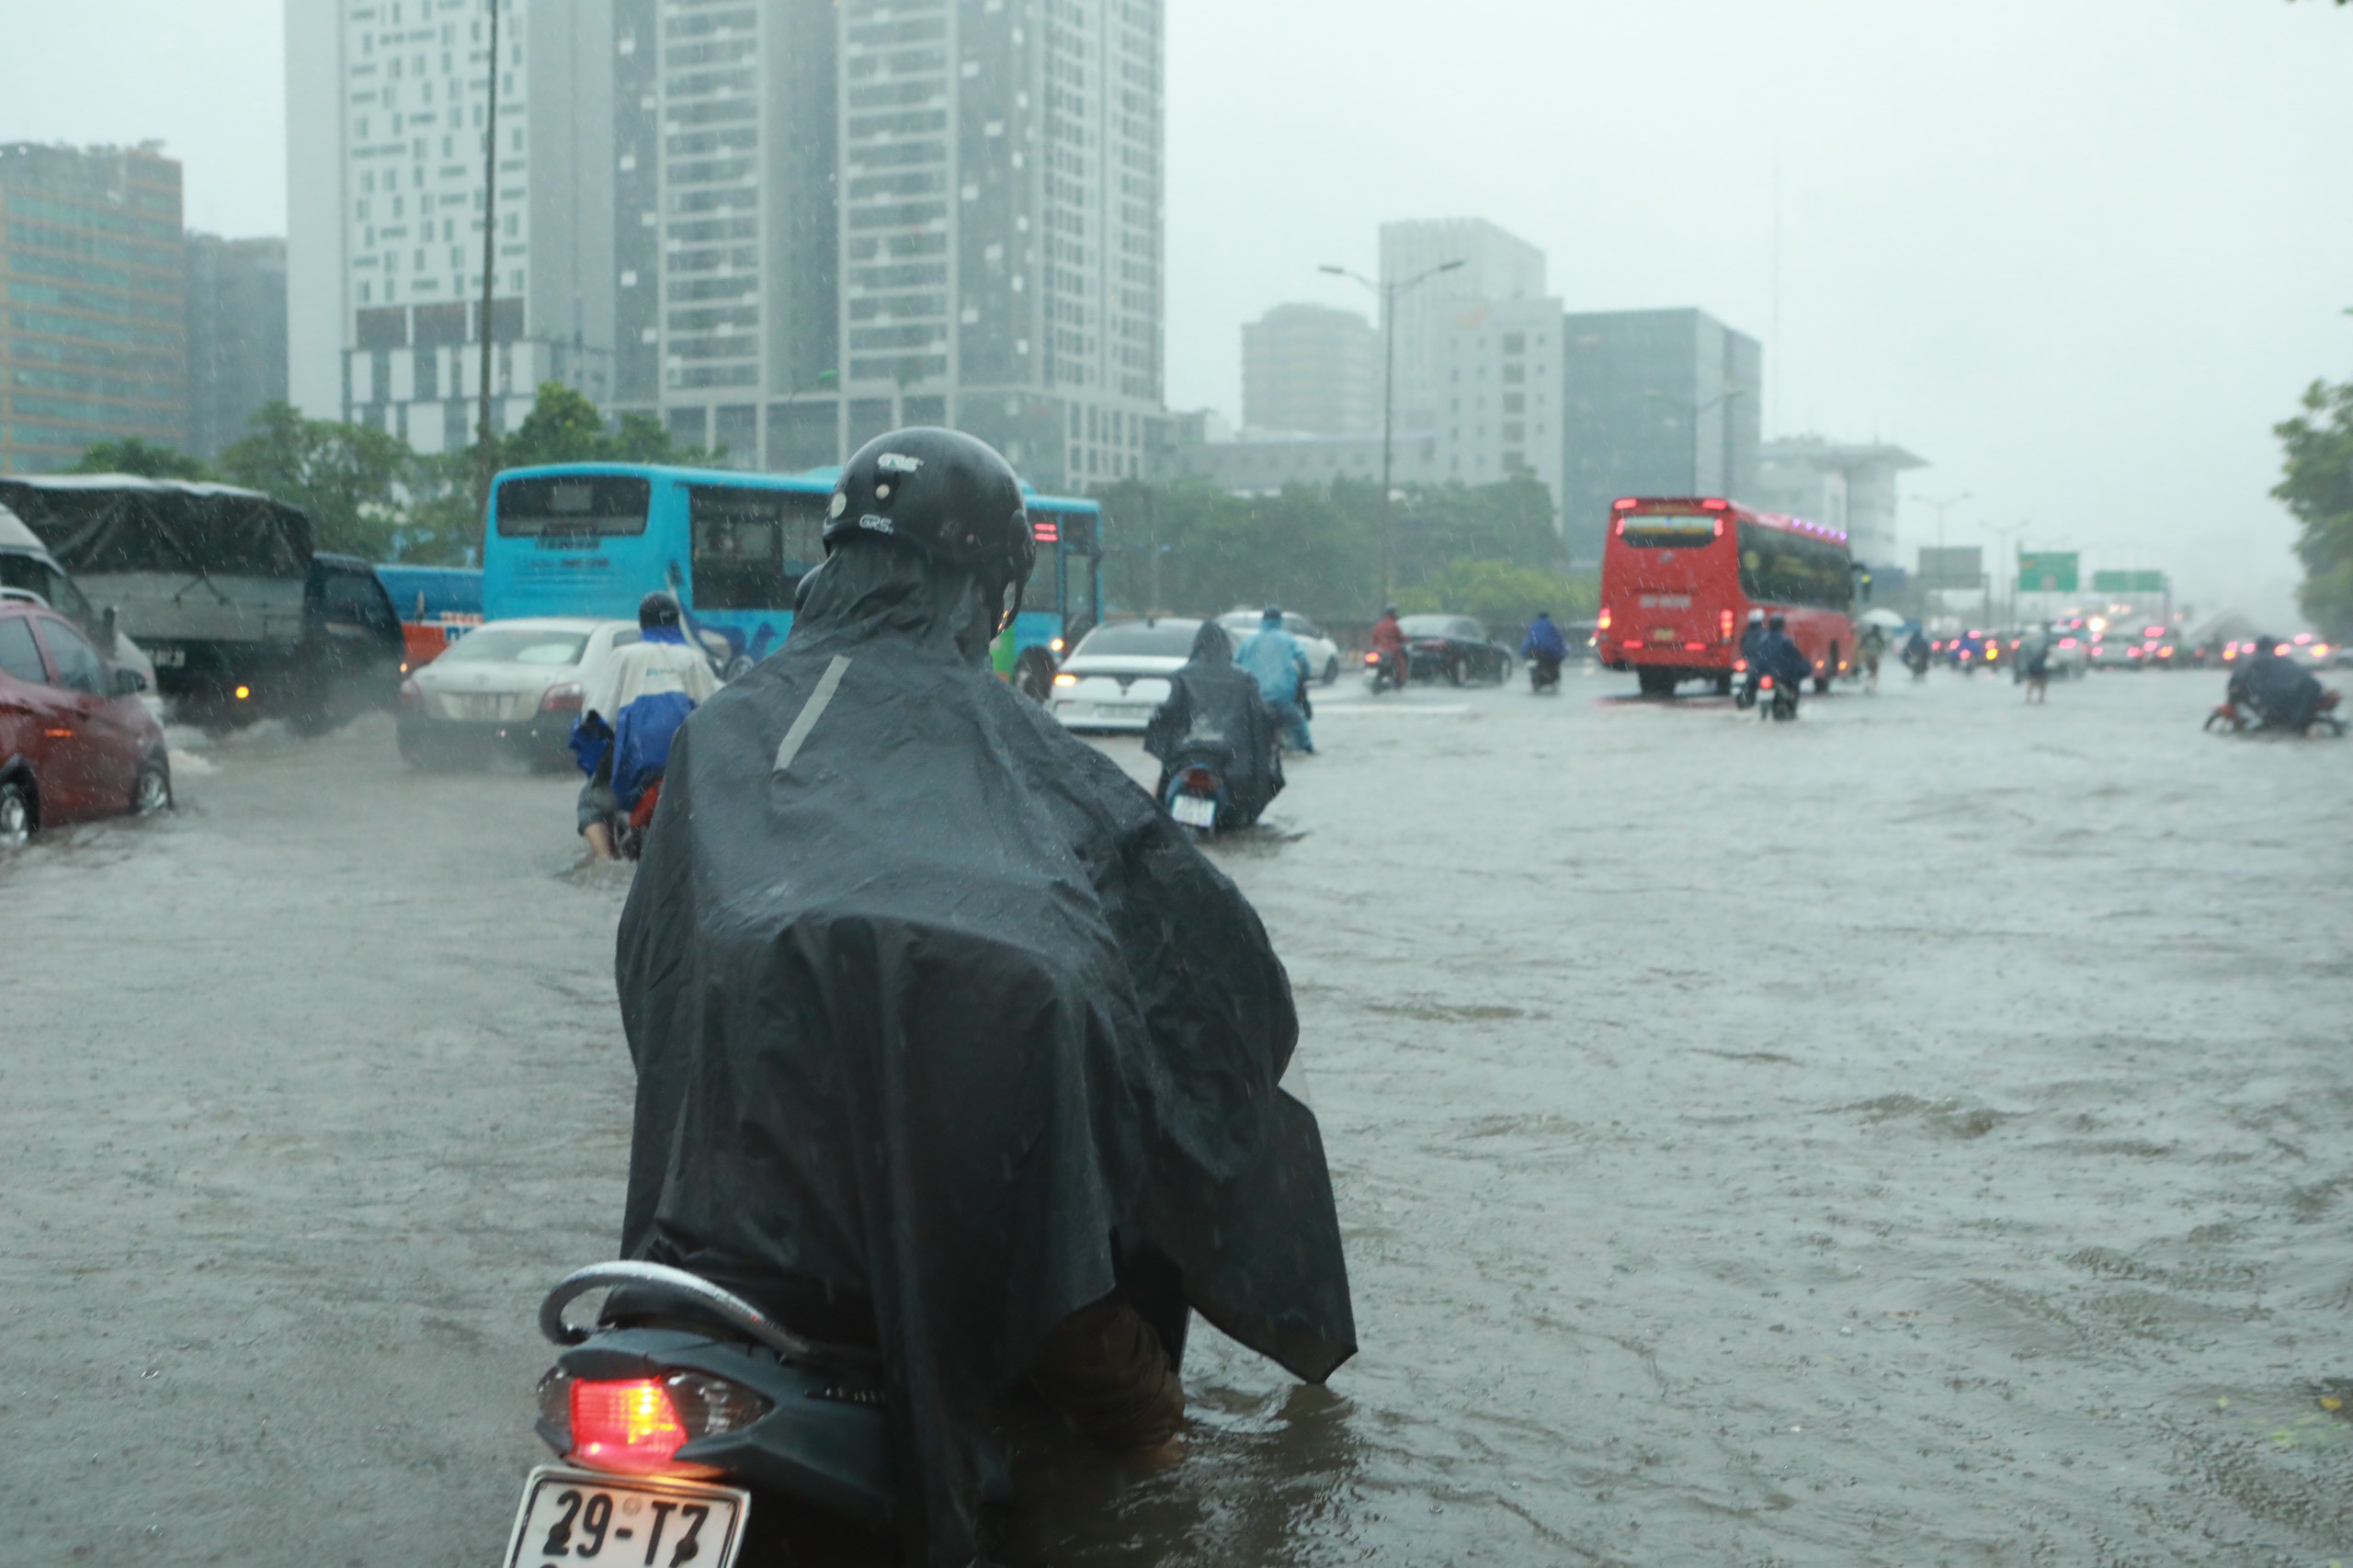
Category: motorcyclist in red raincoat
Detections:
[{"x1": 1370, "y1": 605, "x2": 1407, "y2": 688}]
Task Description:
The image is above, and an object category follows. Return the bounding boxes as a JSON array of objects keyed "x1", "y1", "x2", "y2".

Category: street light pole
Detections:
[
  {"x1": 1321, "y1": 257, "x2": 1464, "y2": 600},
  {"x1": 474, "y1": 0, "x2": 503, "y2": 517}
]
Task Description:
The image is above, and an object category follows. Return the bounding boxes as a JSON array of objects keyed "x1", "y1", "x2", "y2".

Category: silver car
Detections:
[
  {"x1": 396, "y1": 617, "x2": 642, "y2": 768},
  {"x1": 1050, "y1": 618, "x2": 1232, "y2": 733},
  {"x1": 1219, "y1": 609, "x2": 1342, "y2": 685}
]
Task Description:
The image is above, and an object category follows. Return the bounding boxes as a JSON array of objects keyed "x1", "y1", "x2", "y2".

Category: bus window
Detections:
[
  {"x1": 1737, "y1": 523, "x2": 1852, "y2": 610},
  {"x1": 495, "y1": 475, "x2": 653, "y2": 537},
  {"x1": 689, "y1": 484, "x2": 827, "y2": 611},
  {"x1": 1619, "y1": 514, "x2": 1719, "y2": 548}
]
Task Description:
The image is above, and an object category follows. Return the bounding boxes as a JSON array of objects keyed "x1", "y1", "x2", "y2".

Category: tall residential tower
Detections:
[{"x1": 285, "y1": 0, "x2": 616, "y2": 452}]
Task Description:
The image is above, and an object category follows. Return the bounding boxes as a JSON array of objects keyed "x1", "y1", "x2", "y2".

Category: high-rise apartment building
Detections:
[
  {"x1": 1379, "y1": 217, "x2": 1546, "y2": 431},
  {"x1": 285, "y1": 0, "x2": 616, "y2": 454},
  {"x1": 1241, "y1": 302, "x2": 1377, "y2": 437},
  {"x1": 1429, "y1": 294, "x2": 1567, "y2": 513},
  {"x1": 619, "y1": 0, "x2": 1168, "y2": 490},
  {"x1": 0, "y1": 143, "x2": 187, "y2": 473},
  {"x1": 1559, "y1": 307, "x2": 1761, "y2": 561},
  {"x1": 186, "y1": 235, "x2": 289, "y2": 460}
]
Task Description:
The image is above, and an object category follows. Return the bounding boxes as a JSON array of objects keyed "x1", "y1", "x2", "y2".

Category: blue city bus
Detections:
[{"x1": 481, "y1": 461, "x2": 1101, "y2": 688}]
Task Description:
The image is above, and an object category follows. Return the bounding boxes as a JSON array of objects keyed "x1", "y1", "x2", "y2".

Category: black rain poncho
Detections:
[
  {"x1": 614, "y1": 543, "x2": 1355, "y2": 1565},
  {"x1": 1142, "y1": 620, "x2": 1285, "y2": 828}
]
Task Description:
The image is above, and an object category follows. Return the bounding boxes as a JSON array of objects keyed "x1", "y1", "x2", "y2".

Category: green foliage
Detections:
[
  {"x1": 218, "y1": 403, "x2": 410, "y2": 559},
  {"x1": 2274, "y1": 379, "x2": 2353, "y2": 638},
  {"x1": 70, "y1": 437, "x2": 210, "y2": 481},
  {"x1": 1094, "y1": 473, "x2": 1573, "y2": 625},
  {"x1": 499, "y1": 381, "x2": 611, "y2": 469},
  {"x1": 1397, "y1": 559, "x2": 1597, "y2": 631}
]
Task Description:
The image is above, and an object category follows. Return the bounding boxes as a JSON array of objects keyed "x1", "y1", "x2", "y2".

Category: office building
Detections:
[
  {"x1": 1241, "y1": 302, "x2": 1377, "y2": 437},
  {"x1": 186, "y1": 235, "x2": 289, "y2": 460},
  {"x1": 285, "y1": 0, "x2": 616, "y2": 453},
  {"x1": 1170, "y1": 429, "x2": 1442, "y2": 494},
  {"x1": 1428, "y1": 294, "x2": 1566, "y2": 513},
  {"x1": 1558, "y1": 308, "x2": 1761, "y2": 561},
  {"x1": 1379, "y1": 216, "x2": 1546, "y2": 430},
  {"x1": 620, "y1": 0, "x2": 1169, "y2": 490},
  {"x1": 0, "y1": 142, "x2": 188, "y2": 473},
  {"x1": 1752, "y1": 437, "x2": 1927, "y2": 569}
]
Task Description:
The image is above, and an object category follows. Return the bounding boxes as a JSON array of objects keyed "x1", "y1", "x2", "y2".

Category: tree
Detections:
[
  {"x1": 1396, "y1": 559, "x2": 1597, "y2": 639},
  {"x1": 2274, "y1": 379, "x2": 2353, "y2": 638},
  {"x1": 71, "y1": 437, "x2": 210, "y2": 481},
  {"x1": 217, "y1": 403, "x2": 410, "y2": 559}
]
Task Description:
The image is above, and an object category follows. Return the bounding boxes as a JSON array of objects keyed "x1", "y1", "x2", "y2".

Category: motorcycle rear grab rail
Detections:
[{"x1": 540, "y1": 1260, "x2": 823, "y2": 1362}]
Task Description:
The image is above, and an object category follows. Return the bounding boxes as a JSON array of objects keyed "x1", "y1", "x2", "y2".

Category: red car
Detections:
[{"x1": 0, "y1": 594, "x2": 171, "y2": 848}]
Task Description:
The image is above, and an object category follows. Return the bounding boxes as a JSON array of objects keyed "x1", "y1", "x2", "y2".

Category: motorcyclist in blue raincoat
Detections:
[
  {"x1": 1752, "y1": 613, "x2": 1813, "y2": 710},
  {"x1": 572, "y1": 591, "x2": 721, "y2": 859},
  {"x1": 1235, "y1": 606, "x2": 1314, "y2": 753}
]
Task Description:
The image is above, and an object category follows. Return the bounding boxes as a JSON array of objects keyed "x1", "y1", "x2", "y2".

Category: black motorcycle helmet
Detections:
[
  {"x1": 823, "y1": 427, "x2": 1035, "y2": 632},
  {"x1": 1768, "y1": 612, "x2": 1788, "y2": 631},
  {"x1": 639, "y1": 590, "x2": 682, "y2": 629}
]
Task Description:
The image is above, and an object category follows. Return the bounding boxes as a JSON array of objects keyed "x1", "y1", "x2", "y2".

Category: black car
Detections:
[{"x1": 1399, "y1": 614, "x2": 1515, "y2": 686}]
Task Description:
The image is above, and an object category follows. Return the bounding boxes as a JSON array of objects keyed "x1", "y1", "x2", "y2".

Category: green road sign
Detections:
[
  {"x1": 2091, "y1": 569, "x2": 2166, "y2": 594},
  {"x1": 2018, "y1": 551, "x2": 2078, "y2": 593}
]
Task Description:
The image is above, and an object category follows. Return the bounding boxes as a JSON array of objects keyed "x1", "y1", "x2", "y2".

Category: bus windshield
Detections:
[{"x1": 494, "y1": 475, "x2": 652, "y2": 537}]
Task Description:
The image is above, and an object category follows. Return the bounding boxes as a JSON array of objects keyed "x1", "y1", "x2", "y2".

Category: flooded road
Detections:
[{"x1": 5, "y1": 668, "x2": 2349, "y2": 1565}]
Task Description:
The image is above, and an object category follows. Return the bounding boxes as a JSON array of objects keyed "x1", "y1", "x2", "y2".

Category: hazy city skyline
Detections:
[{"x1": 3, "y1": 0, "x2": 2347, "y2": 618}]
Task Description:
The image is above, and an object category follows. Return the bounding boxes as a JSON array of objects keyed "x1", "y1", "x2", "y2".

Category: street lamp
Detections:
[
  {"x1": 1643, "y1": 386, "x2": 1749, "y2": 493},
  {"x1": 1319, "y1": 257, "x2": 1464, "y2": 598}
]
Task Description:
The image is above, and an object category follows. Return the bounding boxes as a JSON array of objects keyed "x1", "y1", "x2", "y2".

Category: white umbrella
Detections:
[{"x1": 1859, "y1": 608, "x2": 1905, "y2": 629}]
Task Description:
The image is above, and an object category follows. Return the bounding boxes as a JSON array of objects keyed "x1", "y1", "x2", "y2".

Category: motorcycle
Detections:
[
  {"x1": 500, "y1": 1261, "x2": 899, "y2": 1568},
  {"x1": 1365, "y1": 648, "x2": 1405, "y2": 695},
  {"x1": 1526, "y1": 653, "x2": 1562, "y2": 694},
  {"x1": 1904, "y1": 649, "x2": 1930, "y2": 682},
  {"x1": 1733, "y1": 659, "x2": 1756, "y2": 710},
  {"x1": 1756, "y1": 673, "x2": 1799, "y2": 722},
  {"x1": 610, "y1": 778, "x2": 665, "y2": 861},
  {"x1": 1161, "y1": 756, "x2": 1230, "y2": 834},
  {"x1": 2205, "y1": 686, "x2": 2346, "y2": 736}
]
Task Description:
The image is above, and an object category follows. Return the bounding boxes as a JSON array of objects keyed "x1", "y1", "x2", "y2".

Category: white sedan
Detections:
[
  {"x1": 1219, "y1": 609, "x2": 1342, "y2": 684},
  {"x1": 1050, "y1": 618, "x2": 1232, "y2": 733},
  {"x1": 396, "y1": 617, "x2": 642, "y2": 768}
]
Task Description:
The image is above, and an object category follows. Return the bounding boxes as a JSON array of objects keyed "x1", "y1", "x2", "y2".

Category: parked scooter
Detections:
[
  {"x1": 1526, "y1": 653, "x2": 1562, "y2": 694},
  {"x1": 500, "y1": 1261, "x2": 899, "y2": 1568},
  {"x1": 1365, "y1": 648, "x2": 1405, "y2": 695},
  {"x1": 1756, "y1": 672, "x2": 1800, "y2": 722}
]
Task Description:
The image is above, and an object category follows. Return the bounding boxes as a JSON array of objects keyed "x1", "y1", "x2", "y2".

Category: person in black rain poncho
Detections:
[
  {"x1": 613, "y1": 428, "x2": 1355, "y2": 1567},
  {"x1": 1142, "y1": 619, "x2": 1284, "y2": 829}
]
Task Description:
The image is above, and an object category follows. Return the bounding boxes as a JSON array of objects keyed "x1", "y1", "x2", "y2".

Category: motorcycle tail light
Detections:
[
  {"x1": 1180, "y1": 767, "x2": 1217, "y2": 792},
  {"x1": 556, "y1": 1371, "x2": 770, "y2": 1476},
  {"x1": 1759, "y1": 676, "x2": 1775, "y2": 690},
  {"x1": 540, "y1": 682, "x2": 584, "y2": 713},
  {"x1": 1363, "y1": 651, "x2": 1380, "y2": 665}
]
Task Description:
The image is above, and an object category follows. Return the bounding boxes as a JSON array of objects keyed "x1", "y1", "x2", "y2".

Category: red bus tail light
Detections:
[
  {"x1": 1682, "y1": 641, "x2": 1707, "y2": 652},
  {"x1": 1719, "y1": 609, "x2": 1733, "y2": 642},
  {"x1": 1612, "y1": 497, "x2": 1638, "y2": 511},
  {"x1": 1597, "y1": 607, "x2": 1612, "y2": 631},
  {"x1": 1620, "y1": 639, "x2": 1643, "y2": 650},
  {"x1": 1699, "y1": 498, "x2": 1730, "y2": 511}
]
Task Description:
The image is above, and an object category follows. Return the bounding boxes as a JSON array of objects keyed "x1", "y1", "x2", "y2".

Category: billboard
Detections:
[
  {"x1": 2091, "y1": 570, "x2": 2167, "y2": 594},
  {"x1": 1916, "y1": 546, "x2": 1983, "y2": 590},
  {"x1": 2018, "y1": 551, "x2": 2078, "y2": 593}
]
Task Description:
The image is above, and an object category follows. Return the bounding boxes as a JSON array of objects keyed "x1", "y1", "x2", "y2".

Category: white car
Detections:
[
  {"x1": 1219, "y1": 609, "x2": 1342, "y2": 685},
  {"x1": 396, "y1": 617, "x2": 643, "y2": 768},
  {"x1": 1050, "y1": 618, "x2": 1233, "y2": 733}
]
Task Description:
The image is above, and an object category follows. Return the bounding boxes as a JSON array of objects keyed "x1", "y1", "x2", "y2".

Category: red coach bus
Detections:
[{"x1": 1598, "y1": 496, "x2": 1856, "y2": 698}]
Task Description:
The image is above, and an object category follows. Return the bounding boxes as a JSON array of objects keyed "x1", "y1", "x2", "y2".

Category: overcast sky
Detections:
[{"x1": 4, "y1": 1, "x2": 2347, "y2": 619}]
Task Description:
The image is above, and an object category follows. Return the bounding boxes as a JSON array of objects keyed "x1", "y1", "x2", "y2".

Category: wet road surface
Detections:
[{"x1": 4, "y1": 667, "x2": 2349, "y2": 1565}]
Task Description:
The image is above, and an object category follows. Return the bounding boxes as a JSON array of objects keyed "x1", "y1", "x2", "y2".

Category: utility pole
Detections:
[
  {"x1": 474, "y1": 0, "x2": 503, "y2": 516},
  {"x1": 1320, "y1": 257, "x2": 1464, "y2": 601}
]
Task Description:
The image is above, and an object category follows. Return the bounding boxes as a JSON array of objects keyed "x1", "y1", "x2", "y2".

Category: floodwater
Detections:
[{"x1": 4, "y1": 666, "x2": 2348, "y2": 1566}]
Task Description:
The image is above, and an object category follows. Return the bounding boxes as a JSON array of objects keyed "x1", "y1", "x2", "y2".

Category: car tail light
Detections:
[
  {"x1": 543, "y1": 1369, "x2": 770, "y2": 1478},
  {"x1": 539, "y1": 682, "x2": 583, "y2": 714},
  {"x1": 399, "y1": 678, "x2": 422, "y2": 710},
  {"x1": 1597, "y1": 607, "x2": 1613, "y2": 631},
  {"x1": 1719, "y1": 609, "x2": 1733, "y2": 642}
]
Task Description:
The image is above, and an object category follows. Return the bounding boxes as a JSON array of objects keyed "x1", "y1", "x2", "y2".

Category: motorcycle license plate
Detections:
[
  {"x1": 501, "y1": 1466, "x2": 748, "y2": 1568},
  {"x1": 1171, "y1": 793, "x2": 1217, "y2": 828}
]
